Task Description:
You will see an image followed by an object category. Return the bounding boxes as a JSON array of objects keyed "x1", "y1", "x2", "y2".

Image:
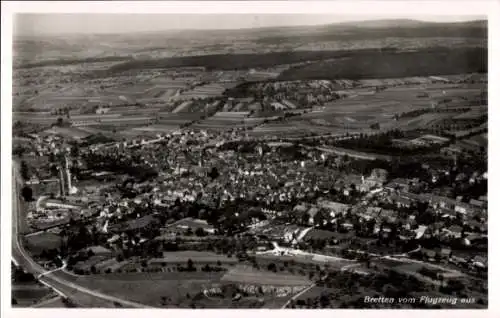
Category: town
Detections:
[{"x1": 10, "y1": 14, "x2": 487, "y2": 309}]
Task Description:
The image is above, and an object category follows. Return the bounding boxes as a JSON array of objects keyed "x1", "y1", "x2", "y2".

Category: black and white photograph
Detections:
[{"x1": 1, "y1": 0, "x2": 497, "y2": 314}]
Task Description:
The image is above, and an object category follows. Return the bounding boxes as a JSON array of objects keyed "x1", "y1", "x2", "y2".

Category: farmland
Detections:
[
  {"x1": 191, "y1": 111, "x2": 252, "y2": 131},
  {"x1": 41, "y1": 126, "x2": 91, "y2": 139},
  {"x1": 58, "y1": 271, "x2": 226, "y2": 307},
  {"x1": 222, "y1": 266, "x2": 312, "y2": 286},
  {"x1": 12, "y1": 284, "x2": 56, "y2": 307},
  {"x1": 22, "y1": 232, "x2": 62, "y2": 256},
  {"x1": 149, "y1": 251, "x2": 238, "y2": 265}
]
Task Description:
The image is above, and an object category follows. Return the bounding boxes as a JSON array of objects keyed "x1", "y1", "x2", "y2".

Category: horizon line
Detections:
[{"x1": 14, "y1": 16, "x2": 487, "y2": 38}]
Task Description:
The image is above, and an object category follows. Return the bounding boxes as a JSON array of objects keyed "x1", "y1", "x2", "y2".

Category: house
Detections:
[
  {"x1": 451, "y1": 256, "x2": 468, "y2": 265},
  {"x1": 363, "y1": 168, "x2": 388, "y2": 189},
  {"x1": 471, "y1": 255, "x2": 487, "y2": 268},
  {"x1": 439, "y1": 207, "x2": 456, "y2": 219},
  {"x1": 390, "y1": 195, "x2": 412, "y2": 208},
  {"x1": 427, "y1": 195, "x2": 457, "y2": 210},
  {"x1": 441, "y1": 145, "x2": 462, "y2": 156},
  {"x1": 385, "y1": 178, "x2": 410, "y2": 192},
  {"x1": 414, "y1": 225, "x2": 429, "y2": 239},
  {"x1": 327, "y1": 231, "x2": 355, "y2": 245},
  {"x1": 380, "y1": 224, "x2": 393, "y2": 238},
  {"x1": 438, "y1": 248, "x2": 452, "y2": 260},
  {"x1": 428, "y1": 222, "x2": 445, "y2": 236},
  {"x1": 469, "y1": 199, "x2": 486, "y2": 209},
  {"x1": 307, "y1": 207, "x2": 320, "y2": 225},
  {"x1": 86, "y1": 245, "x2": 113, "y2": 256},
  {"x1": 316, "y1": 199, "x2": 348, "y2": 217},
  {"x1": 421, "y1": 248, "x2": 437, "y2": 261},
  {"x1": 341, "y1": 222, "x2": 354, "y2": 231},
  {"x1": 365, "y1": 207, "x2": 382, "y2": 220},
  {"x1": 446, "y1": 225, "x2": 463, "y2": 239},
  {"x1": 466, "y1": 220, "x2": 484, "y2": 232},
  {"x1": 464, "y1": 233, "x2": 487, "y2": 246},
  {"x1": 95, "y1": 107, "x2": 111, "y2": 114},
  {"x1": 454, "y1": 202, "x2": 479, "y2": 215},
  {"x1": 403, "y1": 217, "x2": 418, "y2": 230},
  {"x1": 379, "y1": 209, "x2": 398, "y2": 223}
]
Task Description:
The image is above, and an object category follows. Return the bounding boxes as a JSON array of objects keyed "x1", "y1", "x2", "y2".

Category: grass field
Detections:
[
  {"x1": 221, "y1": 266, "x2": 312, "y2": 286},
  {"x1": 23, "y1": 232, "x2": 62, "y2": 256},
  {"x1": 33, "y1": 296, "x2": 69, "y2": 308},
  {"x1": 42, "y1": 126, "x2": 91, "y2": 139},
  {"x1": 132, "y1": 125, "x2": 180, "y2": 133},
  {"x1": 12, "y1": 284, "x2": 55, "y2": 307},
  {"x1": 150, "y1": 251, "x2": 237, "y2": 265},
  {"x1": 58, "y1": 271, "x2": 225, "y2": 307}
]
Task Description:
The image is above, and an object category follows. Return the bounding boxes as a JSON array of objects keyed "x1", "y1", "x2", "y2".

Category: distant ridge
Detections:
[
  {"x1": 326, "y1": 19, "x2": 486, "y2": 29},
  {"x1": 15, "y1": 18, "x2": 486, "y2": 38}
]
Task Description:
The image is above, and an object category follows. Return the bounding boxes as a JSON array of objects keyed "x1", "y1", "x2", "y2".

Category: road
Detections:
[
  {"x1": 11, "y1": 162, "x2": 152, "y2": 308},
  {"x1": 281, "y1": 283, "x2": 316, "y2": 309}
]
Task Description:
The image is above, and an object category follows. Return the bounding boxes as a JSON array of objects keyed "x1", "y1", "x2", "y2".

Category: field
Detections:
[
  {"x1": 250, "y1": 121, "x2": 343, "y2": 137},
  {"x1": 172, "y1": 217, "x2": 216, "y2": 231},
  {"x1": 244, "y1": 81, "x2": 485, "y2": 138},
  {"x1": 150, "y1": 251, "x2": 238, "y2": 265},
  {"x1": 460, "y1": 133, "x2": 488, "y2": 148},
  {"x1": 41, "y1": 126, "x2": 91, "y2": 139},
  {"x1": 178, "y1": 83, "x2": 227, "y2": 99},
  {"x1": 58, "y1": 271, "x2": 225, "y2": 307},
  {"x1": 33, "y1": 296, "x2": 70, "y2": 308},
  {"x1": 131, "y1": 125, "x2": 180, "y2": 134},
  {"x1": 254, "y1": 252, "x2": 354, "y2": 270},
  {"x1": 12, "y1": 284, "x2": 55, "y2": 307},
  {"x1": 221, "y1": 266, "x2": 312, "y2": 286},
  {"x1": 23, "y1": 232, "x2": 62, "y2": 256},
  {"x1": 191, "y1": 111, "x2": 253, "y2": 131}
]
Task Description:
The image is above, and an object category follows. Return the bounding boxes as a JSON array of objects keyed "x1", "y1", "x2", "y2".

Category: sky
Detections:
[{"x1": 14, "y1": 14, "x2": 485, "y2": 36}]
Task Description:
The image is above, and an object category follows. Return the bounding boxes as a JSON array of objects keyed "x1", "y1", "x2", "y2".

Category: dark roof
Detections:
[
  {"x1": 448, "y1": 225, "x2": 463, "y2": 233},
  {"x1": 469, "y1": 199, "x2": 485, "y2": 208},
  {"x1": 473, "y1": 255, "x2": 487, "y2": 264},
  {"x1": 440, "y1": 248, "x2": 452, "y2": 255},
  {"x1": 123, "y1": 214, "x2": 159, "y2": 231},
  {"x1": 421, "y1": 248, "x2": 437, "y2": 257},
  {"x1": 392, "y1": 195, "x2": 412, "y2": 206}
]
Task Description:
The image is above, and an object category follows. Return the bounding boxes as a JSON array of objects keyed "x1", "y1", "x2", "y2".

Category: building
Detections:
[
  {"x1": 316, "y1": 199, "x2": 349, "y2": 217},
  {"x1": 95, "y1": 107, "x2": 111, "y2": 114},
  {"x1": 44, "y1": 200, "x2": 82, "y2": 210}
]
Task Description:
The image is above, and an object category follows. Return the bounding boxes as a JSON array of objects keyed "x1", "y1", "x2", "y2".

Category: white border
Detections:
[
  {"x1": 0, "y1": 1, "x2": 496, "y2": 15},
  {"x1": 1, "y1": 1, "x2": 499, "y2": 318}
]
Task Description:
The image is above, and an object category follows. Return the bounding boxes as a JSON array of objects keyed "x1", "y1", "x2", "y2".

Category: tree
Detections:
[
  {"x1": 267, "y1": 263, "x2": 277, "y2": 272},
  {"x1": 208, "y1": 167, "x2": 220, "y2": 180},
  {"x1": 195, "y1": 227, "x2": 206, "y2": 237},
  {"x1": 20, "y1": 160, "x2": 30, "y2": 180},
  {"x1": 21, "y1": 186, "x2": 34, "y2": 202},
  {"x1": 187, "y1": 258, "x2": 194, "y2": 271}
]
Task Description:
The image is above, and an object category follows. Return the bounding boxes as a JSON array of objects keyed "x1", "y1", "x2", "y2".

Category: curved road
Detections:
[{"x1": 11, "y1": 162, "x2": 152, "y2": 308}]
